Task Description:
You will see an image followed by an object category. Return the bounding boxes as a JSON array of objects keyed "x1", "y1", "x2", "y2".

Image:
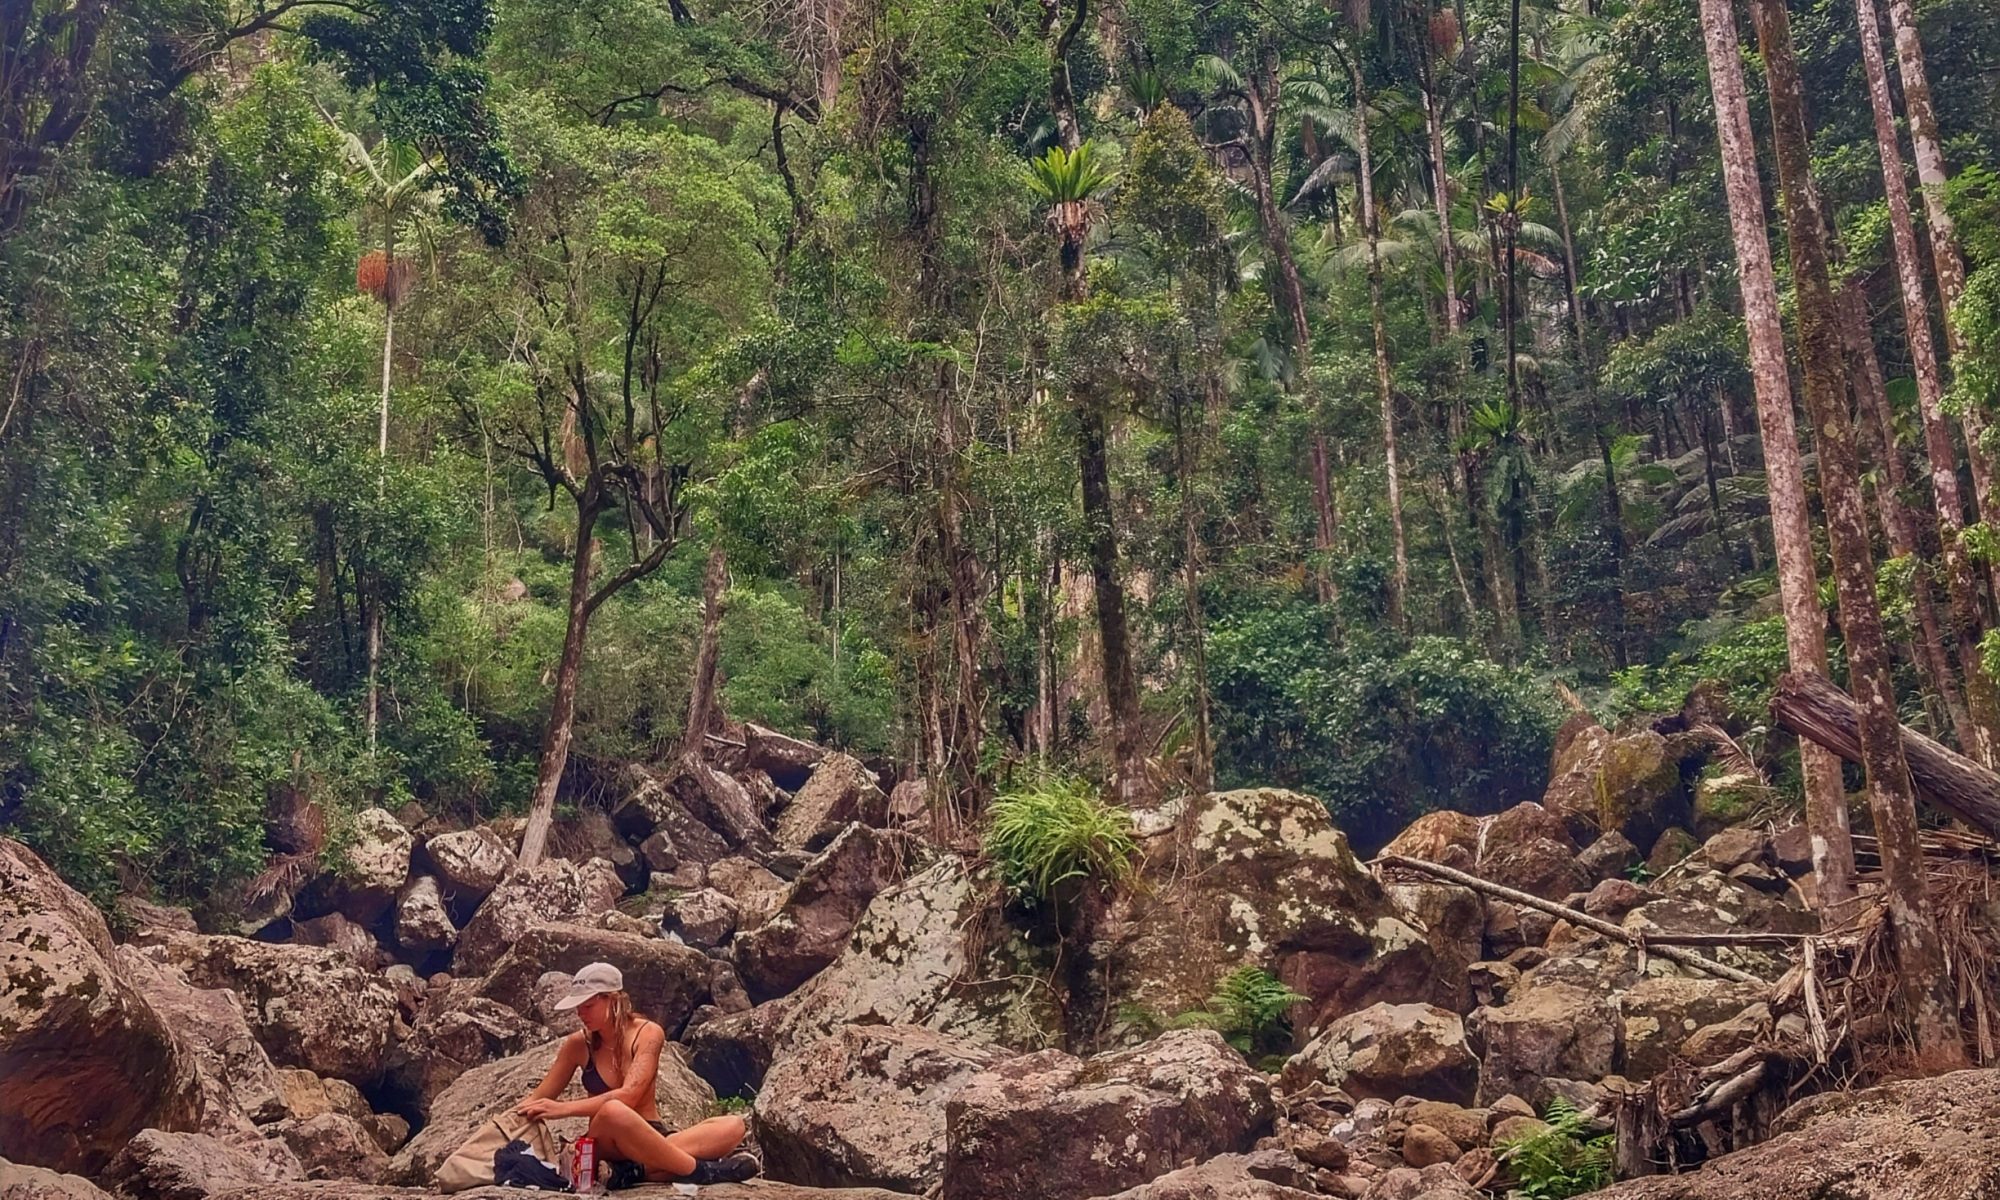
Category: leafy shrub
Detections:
[
  {"x1": 1605, "y1": 614, "x2": 1793, "y2": 723},
  {"x1": 1496, "y1": 1098, "x2": 1615, "y2": 1200},
  {"x1": 984, "y1": 776, "x2": 1138, "y2": 902},
  {"x1": 1208, "y1": 607, "x2": 1562, "y2": 852}
]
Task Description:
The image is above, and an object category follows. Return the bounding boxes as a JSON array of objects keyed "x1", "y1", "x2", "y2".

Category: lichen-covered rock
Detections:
[
  {"x1": 1576, "y1": 832, "x2": 1641, "y2": 882},
  {"x1": 266, "y1": 1112, "x2": 392, "y2": 1182},
  {"x1": 115, "y1": 946, "x2": 287, "y2": 1129},
  {"x1": 0, "y1": 839, "x2": 205, "y2": 1174},
  {"x1": 1380, "y1": 811, "x2": 1482, "y2": 871},
  {"x1": 708, "y1": 858, "x2": 791, "y2": 927},
  {"x1": 776, "y1": 754, "x2": 888, "y2": 849},
  {"x1": 1541, "y1": 725, "x2": 1693, "y2": 853},
  {"x1": 1646, "y1": 828, "x2": 1701, "y2": 875},
  {"x1": 616, "y1": 773, "x2": 734, "y2": 868},
  {"x1": 290, "y1": 912, "x2": 388, "y2": 970},
  {"x1": 382, "y1": 986, "x2": 547, "y2": 1115},
  {"x1": 745, "y1": 723, "x2": 829, "y2": 790},
  {"x1": 1465, "y1": 983, "x2": 1620, "y2": 1105},
  {"x1": 387, "y1": 1038, "x2": 711, "y2": 1185},
  {"x1": 1590, "y1": 1067, "x2": 2000, "y2": 1200},
  {"x1": 1617, "y1": 976, "x2": 1764, "y2": 1080},
  {"x1": 662, "y1": 887, "x2": 740, "y2": 948},
  {"x1": 1282, "y1": 1004, "x2": 1477, "y2": 1105},
  {"x1": 0, "y1": 1160, "x2": 113, "y2": 1200},
  {"x1": 942, "y1": 1030, "x2": 1276, "y2": 1200},
  {"x1": 107, "y1": 1130, "x2": 304, "y2": 1200},
  {"x1": 271, "y1": 1070, "x2": 405, "y2": 1154},
  {"x1": 394, "y1": 875, "x2": 457, "y2": 957},
  {"x1": 453, "y1": 857, "x2": 624, "y2": 975},
  {"x1": 755, "y1": 1024, "x2": 1005, "y2": 1192},
  {"x1": 423, "y1": 827, "x2": 515, "y2": 902},
  {"x1": 157, "y1": 934, "x2": 405, "y2": 1086},
  {"x1": 330, "y1": 807, "x2": 415, "y2": 924},
  {"x1": 1475, "y1": 804, "x2": 1589, "y2": 901},
  {"x1": 475, "y1": 923, "x2": 713, "y2": 1036},
  {"x1": 1110, "y1": 789, "x2": 1448, "y2": 1040},
  {"x1": 688, "y1": 858, "x2": 1061, "y2": 1098},
  {"x1": 735, "y1": 825, "x2": 910, "y2": 1002},
  {"x1": 1385, "y1": 882, "x2": 1484, "y2": 983}
]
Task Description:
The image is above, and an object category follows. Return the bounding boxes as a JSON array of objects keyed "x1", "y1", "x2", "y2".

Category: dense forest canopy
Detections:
[{"x1": 3, "y1": 0, "x2": 1998, "y2": 909}]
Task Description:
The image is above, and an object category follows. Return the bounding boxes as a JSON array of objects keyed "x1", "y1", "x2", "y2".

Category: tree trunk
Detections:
[
  {"x1": 1853, "y1": 0, "x2": 2000, "y2": 761},
  {"x1": 1425, "y1": 81, "x2": 1462, "y2": 343},
  {"x1": 1175, "y1": 382, "x2": 1214, "y2": 791},
  {"x1": 1697, "y1": 0, "x2": 1856, "y2": 912},
  {"x1": 1842, "y1": 282, "x2": 1972, "y2": 740},
  {"x1": 1774, "y1": 670, "x2": 2000, "y2": 841},
  {"x1": 1311, "y1": 433, "x2": 1340, "y2": 608},
  {"x1": 1351, "y1": 62, "x2": 1410, "y2": 630},
  {"x1": 680, "y1": 542, "x2": 729, "y2": 760},
  {"x1": 1882, "y1": 0, "x2": 2000, "y2": 597},
  {"x1": 1080, "y1": 393, "x2": 1144, "y2": 800},
  {"x1": 1749, "y1": 0, "x2": 1961, "y2": 1062},
  {"x1": 366, "y1": 304, "x2": 393, "y2": 756},
  {"x1": 517, "y1": 491, "x2": 603, "y2": 873}
]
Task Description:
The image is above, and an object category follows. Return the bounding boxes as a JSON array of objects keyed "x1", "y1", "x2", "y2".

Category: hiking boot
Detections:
[{"x1": 686, "y1": 1153, "x2": 760, "y2": 1185}]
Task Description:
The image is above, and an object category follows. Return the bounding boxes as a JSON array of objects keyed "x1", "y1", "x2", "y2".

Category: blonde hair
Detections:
[{"x1": 587, "y1": 990, "x2": 637, "y2": 1085}]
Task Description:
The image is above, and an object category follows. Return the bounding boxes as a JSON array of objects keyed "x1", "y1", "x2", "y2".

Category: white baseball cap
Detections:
[{"x1": 553, "y1": 962, "x2": 624, "y2": 1010}]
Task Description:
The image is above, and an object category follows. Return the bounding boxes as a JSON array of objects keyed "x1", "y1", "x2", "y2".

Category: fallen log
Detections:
[
  {"x1": 1376, "y1": 853, "x2": 1761, "y2": 983},
  {"x1": 1771, "y1": 670, "x2": 2000, "y2": 841}
]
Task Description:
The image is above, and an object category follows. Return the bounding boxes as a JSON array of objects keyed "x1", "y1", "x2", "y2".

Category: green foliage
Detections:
[
  {"x1": 1496, "y1": 1098, "x2": 1615, "y2": 1200},
  {"x1": 1168, "y1": 967, "x2": 1310, "y2": 1059},
  {"x1": 1209, "y1": 609, "x2": 1562, "y2": 851},
  {"x1": 1025, "y1": 141, "x2": 1117, "y2": 206},
  {"x1": 984, "y1": 776, "x2": 1138, "y2": 903},
  {"x1": 1606, "y1": 615, "x2": 1792, "y2": 723}
]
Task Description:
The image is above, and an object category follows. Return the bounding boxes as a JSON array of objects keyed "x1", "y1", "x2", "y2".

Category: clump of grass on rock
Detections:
[{"x1": 984, "y1": 775, "x2": 1138, "y2": 904}]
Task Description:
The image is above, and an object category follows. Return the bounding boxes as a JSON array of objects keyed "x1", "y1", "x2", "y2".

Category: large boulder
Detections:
[
  {"x1": 290, "y1": 912, "x2": 387, "y2": 970},
  {"x1": 423, "y1": 828, "x2": 514, "y2": 905},
  {"x1": 1281, "y1": 1004, "x2": 1478, "y2": 1105},
  {"x1": 265, "y1": 1112, "x2": 392, "y2": 1182},
  {"x1": 672, "y1": 756, "x2": 773, "y2": 852},
  {"x1": 1380, "y1": 812, "x2": 1482, "y2": 872},
  {"x1": 1465, "y1": 983, "x2": 1620, "y2": 1105},
  {"x1": 734, "y1": 825, "x2": 910, "y2": 1002},
  {"x1": 551, "y1": 810, "x2": 647, "y2": 893},
  {"x1": 942, "y1": 1030, "x2": 1275, "y2": 1200},
  {"x1": 475, "y1": 923, "x2": 713, "y2": 1036},
  {"x1": 384, "y1": 987, "x2": 547, "y2": 1114},
  {"x1": 708, "y1": 858, "x2": 792, "y2": 927},
  {"x1": 1590, "y1": 1067, "x2": 2000, "y2": 1200},
  {"x1": 745, "y1": 722, "x2": 829, "y2": 790},
  {"x1": 394, "y1": 875, "x2": 457, "y2": 958},
  {"x1": 328, "y1": 807, "x2": 414, "y2": 924},
  {"x1": 1474, "y1": 803, "x2": 1588, "y2": 901},
  {"x1": 214, "y1": 1184, "x2": 909, "y2": 1200},
  {"x1": 615, "y1": 774, "x2": 734, "y2": 868},
  {"x1": 1109, "y1": 789, "x2": 1449, "y2": 1039},
  {"x1": 453, "y1": 857, "x2": 624, "y2": 975},
  {"x1": 755, "y1": 1024, "x2": 1005, "y2": 1193},
  {"x1": 662, "y1": 887, "x2": 740, "y2": 949},
  {"x1": 106, "y1": 1130, "x2": 304, "y2": 1200},
  {"x1": 388, "y1": 1038, "x2": 711, "y2": 1185},
  {"x1": 776, "y1": 754, "x2": 888, "y2": 849},
  {"x1": 0, "y1": 1161, "x2": 113, "y2": 1200},
  {"x1": 158, "y1": 934, "x2": 405, "y2": 1086},
  {"x1": 1541, "y1": 725, "x2": 1692, "y2": 851},
  {"x1": 114, "y1": 946, "x2": 287, "y2": 1128},
  {"x1": 687, "y1": 858, "x2": 1062, "y2": 1098},
  {"x1": 1384, "y1": 882, "x2": 1483, "y2": 982},
  {"x1": 0, "y1": 839, "x2": 204, "y2": 1174},
  {"x1": 1617, "y1": 977, "x2": 1765, "y2": 1080}
]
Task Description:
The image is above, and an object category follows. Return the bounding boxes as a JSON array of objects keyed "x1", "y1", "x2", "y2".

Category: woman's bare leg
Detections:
[
  {"x1": 586, "y1": 1101, "x2": 697, "y2": 1177},
  {"x1": 663, "y1": 1115, "x2": 748, "y2": 1162}
]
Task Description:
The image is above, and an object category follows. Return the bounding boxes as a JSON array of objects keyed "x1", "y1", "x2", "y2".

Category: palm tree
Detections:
[
  {"x1": 333, "y1": 125, "x2": 434, "y2": 757},
  {"x1": 1026, "y1": 140, "x2": 1116, "y2": 300}
]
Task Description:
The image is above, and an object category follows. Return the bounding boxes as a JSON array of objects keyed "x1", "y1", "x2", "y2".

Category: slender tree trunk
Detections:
[
  {"x1": 1351, "y1": 61, "x2": 1410, "y2": 629},
  {"x1": 1174, "y1": 383, "x2": 1214, "y2": 790},
  {"x1": 1311, "y1": 434, "x2": 1340, "y2": 607},
  {"x1": 366, "y1": 304, "x2": 392, "y2": 756},
  {"x1": 1750, "y1": 0, "x2": 1961, "y2": 1062},
  {"x1": 1425, "y1": 82, "x2": 1461, "y2": 343},
  {"x1": 1852, "y1": 0, "x2": 2000, "y2": 764},
  {"x1": 1697, "y1": 0, "x2": 1856, "y2": 912},
  {"x1": 680, "y1": 543, "x2": 728, "y2": 760},
  {"x1": 1080, "y1": 394, "x2": 1144, "y2": 798},
  {"x1": 517, "y1": 491, "x2": 603, "y2": 872},
  {"x1": 1844, "y1": 283, "x2": 1972, "y2": 739}
]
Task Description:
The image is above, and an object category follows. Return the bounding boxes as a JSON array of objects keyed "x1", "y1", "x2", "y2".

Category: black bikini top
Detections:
[{"x1": 580, "y1": 1026, "x2": 642, "y2": 1095}]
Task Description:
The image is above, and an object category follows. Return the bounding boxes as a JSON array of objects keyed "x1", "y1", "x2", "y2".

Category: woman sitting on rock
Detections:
[{"x1": 515, "y1": 962, "x2": 757, "y2": 1187}]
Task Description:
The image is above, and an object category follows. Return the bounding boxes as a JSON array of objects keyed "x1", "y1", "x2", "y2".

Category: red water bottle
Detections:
[{"x1": 573, "y1": 1135, "x2": 597, "y2": 1193}]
